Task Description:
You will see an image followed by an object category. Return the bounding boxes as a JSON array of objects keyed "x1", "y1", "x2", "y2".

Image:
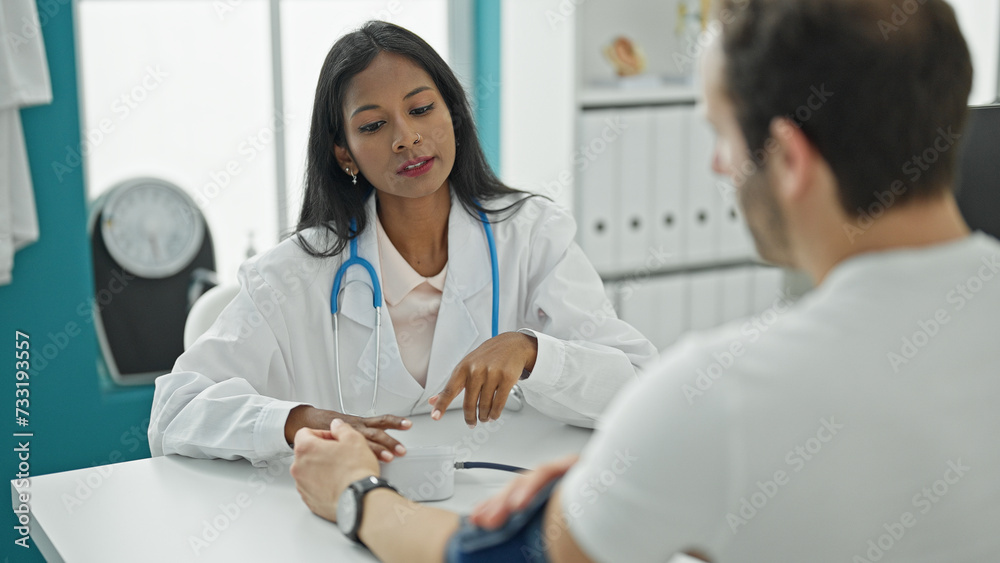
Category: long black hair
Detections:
[{"x1": 295, "y1": 20, "x2": 532, "y2": 257}]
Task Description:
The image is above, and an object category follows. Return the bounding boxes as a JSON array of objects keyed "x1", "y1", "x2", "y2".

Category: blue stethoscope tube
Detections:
[{"x1": 331, "y1": 203, "x2": 499, "y2": 416}]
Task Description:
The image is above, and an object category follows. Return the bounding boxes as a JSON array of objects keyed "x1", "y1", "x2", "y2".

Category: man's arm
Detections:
[
  {"x1": 358, "y1": 488, "x2": 460, "y2": 563},
  {"x1": 543, "y1": 487, "x2": 597, "y2": 563},
  {"x1": 361, "y1": 481, "x2": 597, "y2": 563},
  {"x1": 291, "y1": 422, "x2": 460, "y2": 563},
  {"x1": 292, "y1": 421, "x2": 596, "y2": 563},
  {"x1": 357, "y1": 469, "x2": 712, "y2": 563}
]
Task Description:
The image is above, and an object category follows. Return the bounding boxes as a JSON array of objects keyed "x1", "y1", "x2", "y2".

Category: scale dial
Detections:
[{"x1": 100, "y1": 178, "x2": 205, "y2": 279}]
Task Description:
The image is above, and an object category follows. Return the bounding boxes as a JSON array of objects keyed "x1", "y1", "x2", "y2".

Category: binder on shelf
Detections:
[
  {"x1": 751, "y1": 266, "x2": 787, "y2": 315},
  {"x1": 720, "y1": 267, "x2": 754, "y2": 324},
  {"x1": 576, "y1": 110, "x2": 620, "y2": 273},
  {"x1": 719, "y1": 189, "x2": 757, "y2": 261},
  {"x1": 618, "y1": 108, "x2": 653, "y2": 271},
  {"x1": 655, "y1": 275, "x2": 687, "y2": 350},
  {"x1": 687, "y1": 270, "x2": 723, "y2": 332},
  {"x1": 618, "y1": 275, "x2": 686, "y2": 352},
  {"x1": 651, "y1": 107, "x2": 687, "y2": 269},
  {"x1": 684, "y1": 114, "x2": 723, "y2": 264},
  {"x1": 618, "y1": 278, "x2": 658, "y2": 350}
]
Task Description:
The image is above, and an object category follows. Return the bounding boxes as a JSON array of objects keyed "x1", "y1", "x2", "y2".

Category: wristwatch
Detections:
[{"x1": 336, "y1": 475, "x2": 398, "y2": 545}]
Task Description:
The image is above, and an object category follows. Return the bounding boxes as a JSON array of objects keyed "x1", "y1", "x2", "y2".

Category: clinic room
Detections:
[{"x1": 3, "y1": 0, "x2": 1000, "y2": 561}]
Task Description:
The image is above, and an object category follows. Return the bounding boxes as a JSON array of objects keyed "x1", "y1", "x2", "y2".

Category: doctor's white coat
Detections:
[{"x1": 149, "y1": 194, "x2": 657, "y2": 465}]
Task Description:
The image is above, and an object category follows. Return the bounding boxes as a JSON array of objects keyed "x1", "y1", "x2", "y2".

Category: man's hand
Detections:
[
  {"x1": 285, "y1": 405, "x2": 411, "y2": 462},
  {"x1": 290, "y1": 419, "x2": 380, "y2": 523},
  {"x1": 468, "y1": 454, "x2": 579, "y2": 529},
  {"x1": 429, "y1": 332, "x2": 538, "y2": 427}
]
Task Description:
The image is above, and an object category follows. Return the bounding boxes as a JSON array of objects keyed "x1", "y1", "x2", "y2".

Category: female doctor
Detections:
[{"x1": 148, "y1": 21, "x2": 656, "y2": 467}]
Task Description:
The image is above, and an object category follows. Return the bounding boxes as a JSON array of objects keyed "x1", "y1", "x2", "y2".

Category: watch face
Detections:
[
  {"x1": 100, "y1": 178, "x2": 205, "y2": 279},
  {"x1": 336, "y1": 487, "x2": 358, "y2": 536}
]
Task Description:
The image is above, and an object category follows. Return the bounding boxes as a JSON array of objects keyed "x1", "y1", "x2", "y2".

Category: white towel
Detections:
[{"x1": 0, "y1": 0, "x2": 53, "y2": 285}]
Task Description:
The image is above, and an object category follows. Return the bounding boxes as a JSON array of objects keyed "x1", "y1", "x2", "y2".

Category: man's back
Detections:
[{"x1": 561, "y1": 233, "x2": 1000, "y2": 562}]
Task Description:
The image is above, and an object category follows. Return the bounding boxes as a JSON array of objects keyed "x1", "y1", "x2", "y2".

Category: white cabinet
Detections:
[{"x1": 569, "y1": 1, "x2": 787, "y2": 349}]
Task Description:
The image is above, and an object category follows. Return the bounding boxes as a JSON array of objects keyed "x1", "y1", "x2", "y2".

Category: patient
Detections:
[{"x1": 290, "y1": 1, "x2": 1000, "y2": 561}]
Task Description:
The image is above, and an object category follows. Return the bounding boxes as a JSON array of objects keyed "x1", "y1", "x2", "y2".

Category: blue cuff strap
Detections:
[{"x1": 445, "y1": 479, "x2": 561, "y2": 563}]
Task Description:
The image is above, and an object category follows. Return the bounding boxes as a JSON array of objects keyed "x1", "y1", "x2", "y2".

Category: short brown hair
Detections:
[{"x1": 720, "y1": 0, "x2": 973, "y2": 216}]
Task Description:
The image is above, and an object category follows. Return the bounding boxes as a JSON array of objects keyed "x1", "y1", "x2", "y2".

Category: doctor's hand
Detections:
[
  {"x1": 468, "y1": 454, "x2": 578, "y2": 530},
  {"x1": 429, "y1": 332, "x2": 538, "y2": 427},
  {"x1": 290, "y1": 419, "x2": 380, "y2": 523},
  {"x1": 285, "y1": 405, "x2": 411, "y2": 462}
]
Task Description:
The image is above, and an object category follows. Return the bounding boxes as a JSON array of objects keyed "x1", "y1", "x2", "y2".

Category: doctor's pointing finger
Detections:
[{"x1": 429, "y1": 331, "x2": 538, "y2": 427}]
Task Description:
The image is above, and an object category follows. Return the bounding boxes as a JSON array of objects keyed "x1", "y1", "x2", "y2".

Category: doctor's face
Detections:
[
  {"x1": 702, "y1": 39, "x2": 793, "y2": 266},
  {"x1": 337, "y1": 52, "x2": 456, "y2": 201}
]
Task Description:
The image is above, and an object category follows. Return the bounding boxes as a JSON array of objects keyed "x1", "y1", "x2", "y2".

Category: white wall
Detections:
[
  {"x1": 500, "y1": 0, "x2": 576, "y2": 212},
  {"x1": 949, "y1": 0, "x2": 1000, "y2": 104}
]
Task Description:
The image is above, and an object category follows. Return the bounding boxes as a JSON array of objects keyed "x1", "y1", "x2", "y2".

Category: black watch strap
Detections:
[{"x1": 344, "y1": 476, "x2": 398, "y2": 546}]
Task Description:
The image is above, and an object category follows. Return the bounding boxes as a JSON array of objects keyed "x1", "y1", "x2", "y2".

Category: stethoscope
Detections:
[{"x1": 330, "y1": 196, "x2": 524, "y2": 416}]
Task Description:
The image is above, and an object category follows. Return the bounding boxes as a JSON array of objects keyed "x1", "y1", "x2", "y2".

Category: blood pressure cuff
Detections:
[{"x1": 445, "y1": 478, "x2": 562, "y2": 563}]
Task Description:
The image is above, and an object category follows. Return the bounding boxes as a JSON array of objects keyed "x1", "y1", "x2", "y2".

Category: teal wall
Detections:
[
  {"x1": 475, "y1": 0, "x2": 502, "y2": 173},
  {"x1": 0, "y1": 2, "x2": 501, "y2": 558},
  {"x1": 2, "y1": 2, "x2": 153, "y2": 559}
]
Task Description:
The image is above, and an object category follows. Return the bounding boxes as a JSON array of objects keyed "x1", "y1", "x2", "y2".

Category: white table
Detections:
[{"x1": 11, "y1": 406, "x2": 592, "y2": 562}]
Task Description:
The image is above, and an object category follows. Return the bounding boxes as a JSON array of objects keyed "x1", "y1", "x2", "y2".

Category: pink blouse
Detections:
[{"x1": 375, "y1": 215, "x2": 447, "y2": 387}]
